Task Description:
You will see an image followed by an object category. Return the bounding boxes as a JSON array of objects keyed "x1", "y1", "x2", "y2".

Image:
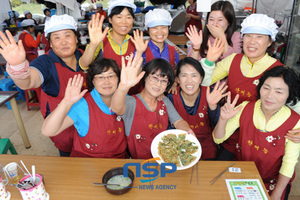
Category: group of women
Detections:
[{"x1": 0, "y1": 0, "x2": 300, "y2": 199}]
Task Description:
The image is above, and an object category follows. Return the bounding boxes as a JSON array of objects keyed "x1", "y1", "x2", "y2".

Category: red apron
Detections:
[
  {"x1": 185, "y1": 5, "x2": 202, "y2": 33},
  {"x1": 19, "y1": 31, "x2": 37, "y2": 62},
  {"x1": 237, "y1": 101, "x2": 299, "y2": 197},
  {"x1": 70, "y1": 93, "x2": 127, "y2": 158},
  {"x1": 102, "y1": 36, "x2": 135, "y2": 68},
  {"x1": 40, "y1": 51, "x2": 86, "y2": 152},
  {"x1": 126, "y1": 95, "x2": 169, "y2": 159},
  {"x1": 102, "y1": 36, "x2": 139, "y2": 94},
  {"x1": 223, "y1": 54, "x2": 284, "y2": 153},
  {"x1": 145, "y1": 44, "x2": 176, "y2": 70},
  {"x1": 172, "y1": 87, "x2": 216, "y2": 160}
]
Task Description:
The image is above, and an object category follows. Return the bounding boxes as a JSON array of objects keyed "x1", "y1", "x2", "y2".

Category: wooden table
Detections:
[
  {"x1": 0, "y1": 91, "x2": 31, "y2": 148},
  {"x1": 167, "y1": 35, "x2": 189, "y2": 46},
  {"x1": 1, "y1": 155, "x2": 269, "y2": 200},
  {"x1": 166, "y1": 35, "x2": 189, "y2": 59}
]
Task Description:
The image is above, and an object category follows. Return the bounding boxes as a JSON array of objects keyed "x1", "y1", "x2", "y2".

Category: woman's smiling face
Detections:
[
  {"x1": 178, "y1": 64, "x2": 202, "y2": 96},
  {"x1": 109, "y1": 8, "x2": 134, "y2": 37}
]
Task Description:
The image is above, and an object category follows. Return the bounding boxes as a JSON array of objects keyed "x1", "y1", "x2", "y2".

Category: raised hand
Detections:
[
  {"x1": 186, "y1": 25, "x2": 202, "y2": 50},
  {"x1": 88, "y1": 13, "x2": 109, "y2": 46},
  {"x1": 206, "y1": 37, "x2": 225, "y2": 62},
  {"x1": 131, "y1": 29, "x2": 149, "y2": 55},
  {"x1": 63, "y1": 74, "x2": 88, "y2": 106},
  {"x1": 0, "y1": 30, "x2": 26, "y2": 65},
  {"x1": 206, "y1": 80, "x2": 229, "y2": 110},
  {"x1": 220, "y1": 92, "x2": 243, "y2": 120},
  {"x1": 120, "y1": 54, "x2": 145, "y2": 89}
]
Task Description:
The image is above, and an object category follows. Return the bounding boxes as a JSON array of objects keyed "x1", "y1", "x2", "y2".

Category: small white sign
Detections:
[
  {"x1": 229, "y1": 167, "x2": 241, "y2": 173},
  {"x1": 197, "y1": 0, "x2": 211, "y2": 12}
]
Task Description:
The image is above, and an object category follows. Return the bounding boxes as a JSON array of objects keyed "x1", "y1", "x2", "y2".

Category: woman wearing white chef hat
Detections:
[
  {"x1": 80, "y1": 0, "x2": 136, "y2": 70},
  {"x1": 24, "y1": 10, "x2": 38, "y2": 25},
  {"x1": 0, "y1": 14, "x2": 87, "y2": 157},
  {"x1": 142, "y1": 9, "x2": 178, "y2": 69},
  {"x1": 19, "y1": 19, "x2": 41, "y2": 62},
  {"x1": 131, "y1": 8, "x2": 180, "y2": 94}
]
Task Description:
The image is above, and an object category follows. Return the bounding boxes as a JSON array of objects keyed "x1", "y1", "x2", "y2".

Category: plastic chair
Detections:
[
  {"x1": 0, "y1": 138, "x2": 18, "y2": 155},
  {"x1": 0, "y1": 74, "x2": 25, "y2": 109},
  {"x1": 0, "y1": 78, "x2": 15, "y2": 109},
  {"x1": 4, "y1": 71, "x2": 26, "y2": 101},
  {"x1": 25, "y1": 87, "x2": 41, "y2": 111}
]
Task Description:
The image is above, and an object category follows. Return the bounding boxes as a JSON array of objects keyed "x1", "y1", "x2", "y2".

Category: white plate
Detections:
[{"x1": 151, "y1": 129, "x2": 202, "y2": 170}]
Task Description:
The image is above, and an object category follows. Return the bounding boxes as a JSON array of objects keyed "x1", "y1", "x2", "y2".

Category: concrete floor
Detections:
[{"x1": 1, "y1": 96, "x2": 300, "y2": 199}]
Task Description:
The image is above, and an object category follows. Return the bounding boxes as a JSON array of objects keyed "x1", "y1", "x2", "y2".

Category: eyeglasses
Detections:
[
  {"x1": 148, "y1": 74, "x2": 169, "y2": 86},
  {"x1": 93, "y1": 74, "x2": 118, "y2": 82}
]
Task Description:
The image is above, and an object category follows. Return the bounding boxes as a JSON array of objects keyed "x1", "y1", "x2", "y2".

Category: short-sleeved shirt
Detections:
[
  {"x1": 67, "y1": 88, "x2": 114, "y2": 137},
  {"x1": 30, "y1": 49, "x2": 83, "y2": 97},
  {"x1": 121, "y1": 94, "x2": 182, "y2": 136}
]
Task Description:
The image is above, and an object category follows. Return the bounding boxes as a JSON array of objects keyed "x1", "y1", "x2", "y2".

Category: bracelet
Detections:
[
  {"x1": 192, "y1": 47, "x2": 200, "y2": 52},
  {"x1": 6, "y1": 60, "x2": 31, "y2": 80}
]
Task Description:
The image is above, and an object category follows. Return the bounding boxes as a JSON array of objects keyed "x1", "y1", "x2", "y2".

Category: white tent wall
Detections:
[
  {"x1": 206, "y1": 0, "x2": 294, "y2": 34},
  {"x1": 210, "y1": 0, "x2": 254, "y2": 10},
  {"x1": 257, "y1": 0, "x2": 294, "y2": 34},
  {"x1": 0, "y1": 0, "x2": 12, "y2": 32},
  {"x1": 44, "y1": 0, "x2": 81, "y2": 19}
]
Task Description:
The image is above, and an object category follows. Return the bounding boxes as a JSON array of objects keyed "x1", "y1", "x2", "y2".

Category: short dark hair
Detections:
[
  {"x1": 176, "y1": 57, "x2": 205, "y2": 80},
  {"x1": 23, "y1": 25, "x2": 34, "y2": 31},
  {"x1": 142, "y1": 58, "x2": 175, "y2": 92},
  {"x1": 46, "y1": 29, "x2": 78, "y2": 42},
  {"x1": 86, "y1": 57, "x2": 121, "y2": 91},
  {"x1": 43, "y1": 8, "x2": 50, "y2": 15},
  {"x1": 108, "y1": 6, "x2": 135, "y2": 27},
  {"x1": 200, "y1": 1, "x2": 237, "y2": 58},
  {"x1": 256, "y1": 66, "x2": 300, "y2": 106}
]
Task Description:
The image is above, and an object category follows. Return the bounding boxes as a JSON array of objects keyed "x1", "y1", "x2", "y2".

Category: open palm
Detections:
[
  {"x1": 220, "y1": 92, "x2": 243, "y2": 120},
  {"x1": 88, "y1": 13, "x2": 109, "y2": 45},
  {"x1": 206, "y1": 80, "x2": 229, "y2": 107},
  {"x1": 0, "y1": 30, "x2": 26, "y2": 65},
  {"x1": 131, "y1": 29, "x2": 149, "y2": 54},
  {"x1": 64, "y1": 74, "x2": 88, "y2": 105},
  {"x1": 186, "y1": 25, "x2": 202, "y2": 49},
  {"x1": 206, "y1": 38, "x2": 225, "y2": 62},
  {"x1": 120, "y1": 54, "x2": 144, "y2": 88}
]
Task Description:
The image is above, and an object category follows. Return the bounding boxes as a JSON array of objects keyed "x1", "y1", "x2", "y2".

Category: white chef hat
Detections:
[
  {"x1": 44, "y1": 14, "x2": 77, "y2": 37},
  {"x1": 145, "y1": 9, "x2": 172, "y2": 29},
  {"x1": 108, "y1": 0, "x2": 136, "y2": 16},
  {"x1": 96, "y1": 3, "x2": 103, "y2": 8},
  {"x1": 21, "y1": 19, "x2": 35, "y2": 27},
  {"x1": 24, "y1": 10, "x2": 31, "y2": 16},
  {"x1": 241, "y1": 14, "x2": 278, "y2": 41}
]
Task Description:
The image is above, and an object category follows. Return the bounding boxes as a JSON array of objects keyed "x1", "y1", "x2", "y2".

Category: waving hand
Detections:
[
  {"x1": 0, "y1": 30, "x2": 26, "y2": 65},
  {"x1": 88, "y1": 13, "x2": 109, "y2": 45}
]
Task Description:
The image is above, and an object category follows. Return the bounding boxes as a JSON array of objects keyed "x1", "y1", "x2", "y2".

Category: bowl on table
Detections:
[{"x1": 102, "y1": 167, "x2": 134, "y2": 195}]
